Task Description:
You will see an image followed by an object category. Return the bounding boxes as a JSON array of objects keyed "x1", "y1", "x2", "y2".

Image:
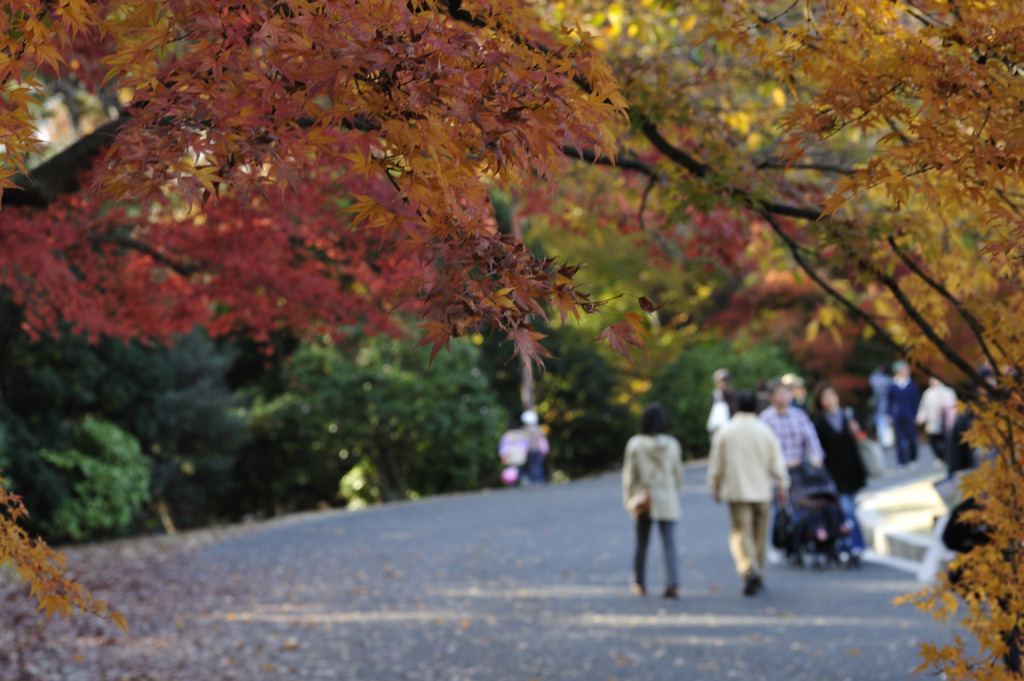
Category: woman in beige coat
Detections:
[{"x1": 622, "y1": 403, "x2": 684, "y2": 598}]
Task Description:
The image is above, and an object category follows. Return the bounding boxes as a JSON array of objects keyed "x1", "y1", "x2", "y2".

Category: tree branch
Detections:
[
  {"x1": 560, "y1": 145, "x2": 656, "y2": 175},
  {"x1": 6, "y1": 119, "x2": 124, "y2": 207},
  {"x1": 754, "y1": 159, "x2": 856, "y2": 175},
  {"x1": 87, "y1": 233, "x2": 202, "y2": 276},
  {"x1": 849, "y1": 242, "x2": 990, "y2": 389},
  {"x1": 637, "y1": 118, "x2": 831, "y2": 220},
  {"x1": 598, "y1": 110, "x2": 995, "y2": 389},
  {"x1": 761, "y1": 213, "x2": 906, "y2": 354},
  {"x1": 886, "y1": 235, "x2": 1005, "y2": 370},
  {"x1": 5, "y1": 112, "x2": 386, "y2": 210},
  {"x1": 639, "y1": 119, "x2": 709, "y2": 177}
]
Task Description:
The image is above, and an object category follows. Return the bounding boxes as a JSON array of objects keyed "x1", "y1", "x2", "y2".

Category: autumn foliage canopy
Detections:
[
  {"x1": 1, "y1": 0, "x2": 626, "y2": 360},
  {"x1": 4, "y1": 0, "x2": 1024, "y2": 676}
]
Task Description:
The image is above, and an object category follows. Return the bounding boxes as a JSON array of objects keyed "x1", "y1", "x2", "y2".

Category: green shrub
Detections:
[
  {"x1": 236, "y1": 335, "x2": 504, "y2": 512},
  {"x1": 37, "y1": 416, "x2": 150, "y2": 542},
  {"x1": 338, "y1": 459, "x2": 379, "y2": 509},
  {"x1": 0, "y1": 309, "x2": 246, "y2": 534}
]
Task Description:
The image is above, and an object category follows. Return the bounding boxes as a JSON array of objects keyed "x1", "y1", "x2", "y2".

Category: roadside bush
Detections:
[
  {"x1": 37, "y1": 416, "x2": 150, "y2": 542},
  {"x1": 235, "y1": 335, "x2": 504, "y2": 514},
  {"x1": 338, "y1": 459, "x2": 379, "y2": 509},
  {"x1": 0, "y1": 313, "x2": 249, "y2": 535}
]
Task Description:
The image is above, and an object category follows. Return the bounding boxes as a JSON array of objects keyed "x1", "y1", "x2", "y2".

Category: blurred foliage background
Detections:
[
  {"x1": 0, "y1": 196, "x2": 895, "y2": 544},
  {"x1": 0, "y1": 267, "x2": 888, "y2": 545}
]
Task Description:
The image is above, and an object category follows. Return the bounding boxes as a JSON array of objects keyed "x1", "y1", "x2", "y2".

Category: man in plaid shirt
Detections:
[{"x1": 759, "y1": 379, "x2": 825, "y2": 469}]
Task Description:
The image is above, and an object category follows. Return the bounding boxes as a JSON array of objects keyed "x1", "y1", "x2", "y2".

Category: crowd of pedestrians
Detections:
[
  {"x1": 497, "y1": 360, "x2": 989, "y2": 603},
  {"x1": 617, "y1": 360, "x2": 971, "y2": 599},
  {"x1": 497, "y1": 359, "x2": 1017, "y2": 675}
]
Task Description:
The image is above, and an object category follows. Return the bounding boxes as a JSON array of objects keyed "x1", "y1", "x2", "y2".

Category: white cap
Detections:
[{"x1": 521, "y1": 410, "x2": 539, "y2": 425}]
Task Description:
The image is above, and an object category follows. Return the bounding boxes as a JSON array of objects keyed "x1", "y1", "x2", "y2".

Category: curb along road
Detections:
[{"x1": 852, "y1": 441, "x2": 952, "y2": 575}]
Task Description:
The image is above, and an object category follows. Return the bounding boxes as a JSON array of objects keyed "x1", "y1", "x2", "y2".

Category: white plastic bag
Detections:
[
  {"x1": 857, "y1": 438, "x2": 886, "y2": 477},
  {"x1": 879, "y1": 422, "x2": 896, "y2": 448}
]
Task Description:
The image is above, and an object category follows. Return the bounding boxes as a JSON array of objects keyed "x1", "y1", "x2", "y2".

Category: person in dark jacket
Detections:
[
  {"x1": 812, "y1": 381, "x2": 869, "y2": 564},
  {"x1": 887, "y1": 360, "x2": 921, "y2": 467},
  {"x1": 945, "y1": 406, "x2": 976, "y2": 476},
  {"x1": 946, "y1": 366, "x2": 998, "y2": 477}
]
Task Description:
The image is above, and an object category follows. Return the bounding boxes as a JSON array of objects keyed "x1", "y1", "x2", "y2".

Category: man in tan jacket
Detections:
[{"x1": 707, "y1": 391, "x2": 791, "y2": 596}]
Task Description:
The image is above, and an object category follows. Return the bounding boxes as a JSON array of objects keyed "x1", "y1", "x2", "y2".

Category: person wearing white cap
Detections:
[
  {"x1": 781, "y1": 373, "x2": 807, "y2": 409},
  {"x1": 520, "y1": 410, "x2": 549, "y2": 484}
]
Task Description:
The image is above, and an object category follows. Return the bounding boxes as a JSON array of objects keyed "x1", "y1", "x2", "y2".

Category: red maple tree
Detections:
[
  {"x1": 1, "y1": 0, "x2": 626, "y2": 625},
  {"x1": 2, "y1": 0, "x2": 627, "y2": 360}
]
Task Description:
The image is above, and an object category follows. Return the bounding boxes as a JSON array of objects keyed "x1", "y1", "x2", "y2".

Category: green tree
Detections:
[
  {"x1": 0, "y1": 305, "x2": 248, "y2": 536},
  {"x1": 145, "y1": 330, "x2": 250, "y2": 531},
  {"x1": 237, "y1": 335, "x2": 504, "y2": 513}
]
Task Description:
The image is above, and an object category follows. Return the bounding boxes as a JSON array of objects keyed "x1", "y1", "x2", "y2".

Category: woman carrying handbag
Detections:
[
  {"x1": 811, "y1": 382, "x2": 869, "y2": 566},
  {"x1": 622, "y1": 403, "x2": 684, "y2": 599}
]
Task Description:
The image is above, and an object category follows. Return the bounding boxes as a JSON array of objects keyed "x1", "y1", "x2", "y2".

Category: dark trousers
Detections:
[
  {"x1": 633, "y1": 516, "x2": 679, "y2": 589},
  {"x1": 928, "y1": 432, "x2": 946, "y2": 463},
  {"x1": 893, "y1": 417, "x2": 918, "y2": 465},
  {"x1": 525, "y1": 449, "x2": 544, "y2": 483}
]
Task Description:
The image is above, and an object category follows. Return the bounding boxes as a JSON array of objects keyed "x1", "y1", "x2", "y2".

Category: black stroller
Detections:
[{"x1": 772, "y1": 463, "x2": 850, "y2": 568}]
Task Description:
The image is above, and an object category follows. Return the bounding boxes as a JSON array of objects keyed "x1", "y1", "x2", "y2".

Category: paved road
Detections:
[{"x1": 17, "y1": 465, "x2": 958, "y2": 681}]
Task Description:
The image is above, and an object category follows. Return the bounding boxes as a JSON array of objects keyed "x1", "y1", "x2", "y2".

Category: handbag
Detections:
[
  {"x1": 771, "y1": 502, "x2": 794, "y2": 549},
  {"x1": 856, "y1": 437, "x2": 886, "y2": 478},
  {"x1": 626, "y1": 488, "x2": 651, "y2": 518}
]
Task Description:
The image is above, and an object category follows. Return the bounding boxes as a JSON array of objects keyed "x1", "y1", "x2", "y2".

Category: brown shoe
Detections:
[{"x1": 663, "y1": 586, "x2": 678, "y2": 599}]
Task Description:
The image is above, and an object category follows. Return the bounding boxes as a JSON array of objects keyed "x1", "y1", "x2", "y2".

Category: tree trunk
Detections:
[{"x1": 373, "y1": 448, "x2": 407, "y2": 502}]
